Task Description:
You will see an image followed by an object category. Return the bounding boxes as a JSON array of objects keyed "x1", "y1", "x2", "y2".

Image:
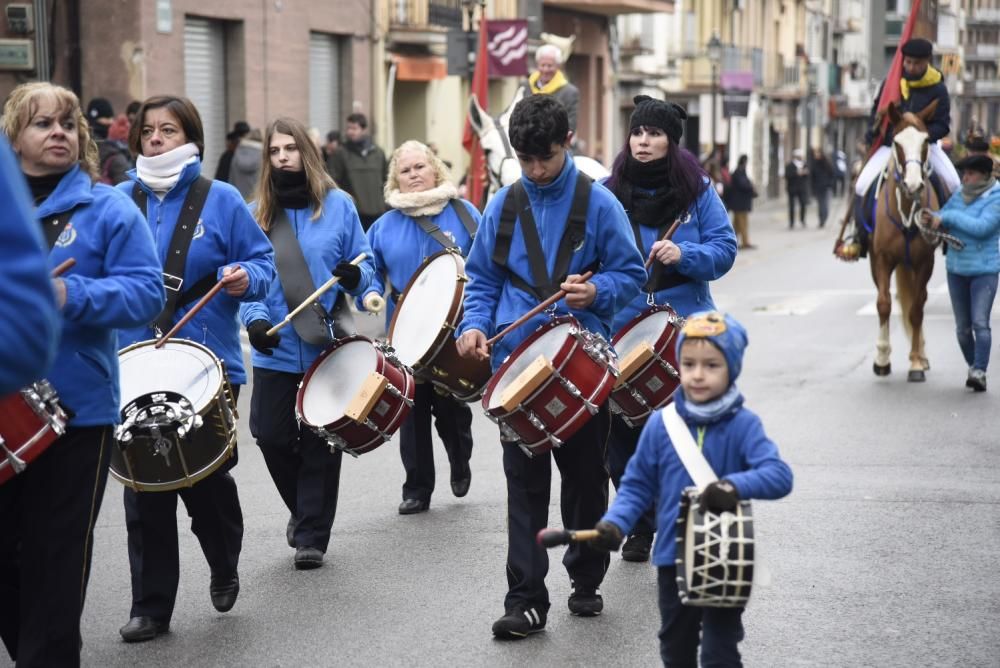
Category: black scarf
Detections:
[
  {"x1": 26, "y1": 171, "x2": 69, "y2": 206},
  {"x1": 271, "y1": 168, "x2": 311, "y2": 209},
  {"x1": 620, "y1": 155, "x2": 689, "y2": 229}
]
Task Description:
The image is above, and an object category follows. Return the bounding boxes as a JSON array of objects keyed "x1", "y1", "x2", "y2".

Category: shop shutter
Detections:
[
  {"x1": 309, "y1": 33, "x2": 342, "y2": 137},
  {"x1": 184, "y1": 17, "x2": 228, "y2": 175}
]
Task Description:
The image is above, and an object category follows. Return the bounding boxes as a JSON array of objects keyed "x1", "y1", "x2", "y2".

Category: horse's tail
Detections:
[{"x1": 896, "y1": 264, "x2": 916, "y2": 342}]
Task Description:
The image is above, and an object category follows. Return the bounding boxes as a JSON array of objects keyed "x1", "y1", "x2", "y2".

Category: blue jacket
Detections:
[
  {"x1": 240, "y1": 190, "x2": 374, "y2": 373},
  {"x1": 118, "y1": 161, "x2": 275, "y2": 385},
  {"x1": 612, "y1": 181, "x2": 736, "y2": 328},
  {"x1": 457, "y1": 156, "x2": 647, "y2": 371},
  {"x1": 602, "y1": 392, "x2": 793, "y2": 567},
  {"x1": 42, "y1": 166, "x2": 165, "y2": 426},
  {"x1": 360, "y1": 199, "x2": 481, "y2": 329},
  {"x1": 0, "y1": 137, "x2": 60, "y2": 394},
  {"x1": 939, "y1": 182, "x2": 1000, "y2": 276}
]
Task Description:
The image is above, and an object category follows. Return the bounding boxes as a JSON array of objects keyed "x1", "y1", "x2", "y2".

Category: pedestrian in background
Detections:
[
  {"x1": 326, "y1": 112, "x2": 388, "y2": 230},
  {"x1": 214, "y1": 120, "x2": 250, "y2": 183},
  {"x1": 230, "y1": 127, "x2": 263, "y2": 201},
  {"x1": 922, "y1": 154, "x2": 1000, "y2": 392},
  {"x1": 785, "y1": 148, "x2": 809, "y2": 229},
  {"x1": 728, "y1": 154, "x2": 757, "y2": 249},
  {"x1": 520, "y1": 44, "x2": 580, "y2": 132},
  {"x1": 86, "y1": 97, "x2": 133, "y2": 184},
  {"x1": 810, "y1": 147, "x2": 836, "y2": 228},
  {"x1": 322, "y1": 130, "x2": 340, "y2": 164}
]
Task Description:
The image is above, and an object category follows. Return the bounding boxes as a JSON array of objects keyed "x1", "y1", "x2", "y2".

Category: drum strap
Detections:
[
  {"x1": 132, "y1": 178, "x2": 214, "y2": 334},
  {"x1": 492, "y1": 173, "x2": 592, "y2": 301},
  {"x1": 268, "y1": 208, "x2": 356, "y2": 345},
  {"x1": 632, "y1": 216, "x2": 692, "y2": 293},
  {"x1": 40, "y1": 205, "x2": 83, "y2": 249},
  {"x1": 413, "y1": 200, "x2": 479, "y2": 251},
  {"x1": 661, "y1": 404, "x2": 718, "y2": 491}
]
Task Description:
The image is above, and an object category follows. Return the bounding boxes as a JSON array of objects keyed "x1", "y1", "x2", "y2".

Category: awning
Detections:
[{"x1": 392, "y1": 54, "x2": 447, "y2": 81}]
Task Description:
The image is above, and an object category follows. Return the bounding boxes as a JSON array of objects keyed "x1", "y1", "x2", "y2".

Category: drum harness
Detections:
[{"x1": 632, "y1": 211, "x2": 692, "y2": 306}]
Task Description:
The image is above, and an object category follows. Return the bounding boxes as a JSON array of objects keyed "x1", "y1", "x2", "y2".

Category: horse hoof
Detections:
[
  {"x1": 908, "y1": 369, "x2": 926, "y2": 383},
  {"x1": 873, "y1": 362, "x2": 891, "y2": 376}
]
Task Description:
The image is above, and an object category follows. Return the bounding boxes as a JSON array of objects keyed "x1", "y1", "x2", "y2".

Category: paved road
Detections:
[{"x1": 15, "y1": 197, "x2": 998, "y2": 667}]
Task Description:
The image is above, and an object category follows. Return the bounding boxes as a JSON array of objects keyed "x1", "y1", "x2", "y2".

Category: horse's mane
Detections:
[{"x1": 893, "y1": 111, "x2": 928, "y2": 134}]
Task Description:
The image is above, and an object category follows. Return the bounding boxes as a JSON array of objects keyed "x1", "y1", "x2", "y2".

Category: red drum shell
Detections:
[
  {"x1": 482, "y1": 317, "x2": 616, "y2": 455},
  {"x1": 0, "y1": 382, "x2": 67, "y2": 485},
  {"x1": 296, "y1": 336, "x2": 414, "y2": 455},
  {"x1": 609, "y1": 305, "x2": 682, "y2": 425}
]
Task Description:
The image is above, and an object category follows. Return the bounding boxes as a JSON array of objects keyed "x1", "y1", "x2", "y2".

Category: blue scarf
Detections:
[{"x1": 675, "y1": 385, "x2": 744, "y2": 425}]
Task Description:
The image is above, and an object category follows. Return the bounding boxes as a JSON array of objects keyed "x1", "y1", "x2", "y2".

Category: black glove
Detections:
[
  {"x1": 700, "y1": 479, "x2": 739, "y2": 514},
  {"x1": 332, "y1": 262, "x2": 361, "y2": 290},
  {"x1": 592, "y1": 520, "x2": 624, "y2": 553},
  {"x1": 247, "y1": 320, "x2": 281, "y2": 356}
]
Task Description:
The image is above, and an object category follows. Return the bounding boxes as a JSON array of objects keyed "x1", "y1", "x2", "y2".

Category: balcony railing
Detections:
[
  {"x1": 967, "y1": 8, "x2": 1000, "y2": 23},
  {"x1": 390, "y1": 0, "x2": 463, "y2": 29},
  {"x1": 967, "y1": 79, "x2": 1000, "y2": 95},
  {"x1": 965, "y1": 43, "x2": 1000, "y2": 59}
]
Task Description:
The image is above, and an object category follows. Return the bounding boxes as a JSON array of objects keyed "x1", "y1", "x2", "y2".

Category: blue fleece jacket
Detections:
[
  {"x1": 602, "y1": 391, "x2": 793, "y2": 567},
  {"x1": 457, "y1": 155, "x2": 647, "y2": 371},
  {"x1": 40, "y1": 165, "x2": 164, "y2": 426},
  {"x1": 939, "y1": 182, "x2": 1000, "y2": 276},
  {"x1": 117, "y1": 161, "x2": 275, "y2": 385},
  {"x1": 239, "y1": 190, "x2": 374, "y2": 373},
  {"x1": 613, "y1": 181, "x2": 737, "y2": 326},
  {"x1": 360, "y1": 199, "x2": 481, "y2": 329},
  {"x1": 0, "y1": 137, "x2": 60, "y2": 394}
]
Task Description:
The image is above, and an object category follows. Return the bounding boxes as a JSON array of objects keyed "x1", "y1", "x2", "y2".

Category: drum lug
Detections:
[
  {"x1": 317, "y1": 427, "x2": 361, "y2": 459},
  {"x1": 548, "y1": 433, "x2": 563, "y2": 448},
  {"x1": 361, "y1": 418, "x2": 392, "y2": 446},
  {"x1": 457, "y1": 273, "x2": 469, "y2": 283},
  {"x1": 556, "y1": 375, "x2": 598, "y2": 415},
  {"x1": 430, "y1": 365, "x2": 450, "y2": 379},
  {"x1": 384, "y1": 382, "x2": 415, "y2": 407},
  {"x1": 500, "y1": 422, "x2": 519, "y2": 443},
  {"x1": 629, "y1": 388, "x2": 650, "y2": 408},
  {"x1": 457, "y1": 378, "x2": 475, "y2": 390},
  {"x1": 0, "y1": 437, "x2": 27, "y2": 474},
  {"x1": 517, "y1": 442, "x2": 535, "y2": 458},
  {"x1": 526, "y1": 411, "x2": 547, "y2": 433},
  {"x1": 657, "y1": 359, "x2": 680, "y2": 380}
]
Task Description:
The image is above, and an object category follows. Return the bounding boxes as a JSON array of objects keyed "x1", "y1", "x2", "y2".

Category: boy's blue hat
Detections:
[{"x1": 676, "y1": 311, "x2": 748, "y2": 383}]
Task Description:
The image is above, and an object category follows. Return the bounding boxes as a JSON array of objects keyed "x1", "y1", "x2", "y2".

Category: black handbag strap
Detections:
[
  {"x1": 40, "y1": 205, "x2": 82, "y2": 249},
  {"x1": 132, "y1": 177, "x2": 213, "y2": 333}
]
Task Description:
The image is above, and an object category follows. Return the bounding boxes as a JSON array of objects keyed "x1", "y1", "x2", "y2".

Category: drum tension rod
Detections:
[{"x1": 0, "y1": 438, "x2": 27, "y2": 474}]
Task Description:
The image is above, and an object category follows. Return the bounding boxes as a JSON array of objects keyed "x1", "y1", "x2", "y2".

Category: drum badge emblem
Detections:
[
  {"x1": 54, "y1": 223, "x2": 77, "y2": 248},
  {"x1": 544, "y1": 397, "x2": 566, "y2": 418}
]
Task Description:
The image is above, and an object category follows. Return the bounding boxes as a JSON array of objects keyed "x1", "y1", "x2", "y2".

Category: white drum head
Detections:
[
  {"x1": 614, "y1": 310, "x2": 672, "y2": 360},
  {"x1": 390, "y1": 254, "x2": 461, "y2": 367},
  {"x1": 301, "y1": 340, "x2": 377, "y2": 426},
  {"x1": 487, "y1": 323, "x2": 571, "y2": 409},
  {"x1": 118, "y1": 340, "x2": 223, "y2": 413}
]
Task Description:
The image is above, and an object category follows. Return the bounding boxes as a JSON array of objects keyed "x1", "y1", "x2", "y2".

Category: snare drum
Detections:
[
  {"x1": 388, "y1": 250, "x2": 491, "y2": 401},
  {"x1": 481, "y1": 316, "x2": 617, "y2": 455},
  {"x1": 675, "y1": 487, "x2": 754, "y2": 608},
  {"x1": 112, "y1": 339, "x2": 238, "y2": 492},
  {"x1": 609, "y1": 305, "x2": 683, "y2": 426},
  {"x1": 296, "y1": 336, "x2": 414, "y2": 457},
  {"x1": 0, "y1": 381, "x2": 68, "y2": 485}
]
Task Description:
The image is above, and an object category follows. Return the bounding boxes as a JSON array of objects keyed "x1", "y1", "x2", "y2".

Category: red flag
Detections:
[
  {"x1": 463, "y1": 17, "x2": 490, "y2": 210},
  {"x1": 868, "y1": 0, "x2": 922, "y2": 158}
]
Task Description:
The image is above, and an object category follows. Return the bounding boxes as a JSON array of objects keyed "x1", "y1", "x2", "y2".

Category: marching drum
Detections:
[
  {"x1": 112, "y1": 339, "x2": 238, "y2": 492},
  {"x1": 388, "y1": 250, "x2": 491, "y2": 401},
  {"x1": 675, "y1": 487, "x2": 755, "y2": 608},
  {"x1": 0, "y1": 381, "x2": 68, "y2": 485},
  {"x1": 481, "y1": 316, "x2": 617, "y2": 455},
  {"x1": 609, "y1": 305, "x2": 683, "y2": 426},
  {"x1": 297, "y1": 336, "x2": 414, "y2": 457}
]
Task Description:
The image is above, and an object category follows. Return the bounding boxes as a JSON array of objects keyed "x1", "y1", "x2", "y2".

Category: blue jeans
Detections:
[
  {"x1": 658, "y1": 567, "x2": 744, "y2": 667},
  {"x1": 946, "y1": 272, "x2": 998, "y2": 371}
]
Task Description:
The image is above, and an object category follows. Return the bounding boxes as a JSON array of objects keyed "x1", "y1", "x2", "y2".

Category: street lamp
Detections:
[{"x1": 706, "y1": 32, "x2": 723, "y2": 158}]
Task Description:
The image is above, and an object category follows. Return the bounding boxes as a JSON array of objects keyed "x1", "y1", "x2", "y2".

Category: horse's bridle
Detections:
[{"x1": 483, "y1": 116, "x2": 518, "y2": 190}]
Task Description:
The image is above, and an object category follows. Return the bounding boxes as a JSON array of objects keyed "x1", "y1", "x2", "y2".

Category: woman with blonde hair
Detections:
[
  {"x1": 240, "y1": 116, "x2": 373, "y2": 569},
  {"x1": 0, "y1": 82, "x2": 163, "y2": 664},
  {"x1": 359, "y1": 139, "x2": 480, "y2": 515}
]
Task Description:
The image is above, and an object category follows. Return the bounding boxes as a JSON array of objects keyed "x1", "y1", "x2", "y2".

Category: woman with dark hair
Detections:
[
  {"x1": 0, "y1": 82, "x2": 164, "y2": 665},
  {"x1": 728, "y1": 154, "x2": 758, "y2": 249},
  {"x1": 116, "y1": 95, "x2": 276, "y2": 643},
  {"x1": 604, "y1": 95, "x2": 737, "y2": 562},
  {"x1": 240, "y1": 117, "x2": 373, "y2": 569}
]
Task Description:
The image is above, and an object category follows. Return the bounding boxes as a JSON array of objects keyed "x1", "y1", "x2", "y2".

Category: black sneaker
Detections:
[
  {"x1": 568, "y1": 585, "x2": 603, "y2": 616},
  {"x1": 621, "y1": 533, "x2": 653, "y2": 563},
  {"x1": 491, "y1": 606, "x2": 546, "y2": 639}
]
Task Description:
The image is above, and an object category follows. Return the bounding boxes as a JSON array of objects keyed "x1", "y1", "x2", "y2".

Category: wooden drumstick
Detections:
[
  {"x1": 485, "y1": 270, "x2": 594, "y2": 347},
  {"x1": 51, "y1": 258, "x2": 76, "y2": 277},
  {"x1": 266, "y1": 252, "x2": 367, "y2": 337},
  {"x1": 644, "y1": 215, "x2": 686, "y2": 270},
  {"x1": 155, "y1": 279, "x2": 227, "y2": 349},
  {"x1": 536, "y1": 528, "x2": 600, "y2": 549}
]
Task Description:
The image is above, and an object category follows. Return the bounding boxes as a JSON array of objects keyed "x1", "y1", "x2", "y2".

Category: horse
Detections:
[
  {"x1": 466, "y1": 87, "x2": 610, "y2": 199},
  {"x1": 869, "y1": 99, "x2": 942, "y2": 382}
]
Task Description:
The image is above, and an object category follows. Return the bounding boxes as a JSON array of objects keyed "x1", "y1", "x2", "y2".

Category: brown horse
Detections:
[{"x1": 870, "y1": 99, "x2": 941, "y2": 382}]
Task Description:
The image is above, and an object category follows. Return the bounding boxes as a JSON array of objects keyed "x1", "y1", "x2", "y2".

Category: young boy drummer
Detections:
[
  {"x1": 592, "y1": 311, "x2": 793, "y2": 665},
  {"x1": 456, "y1": 94, "x2": 646, "y2": 638}
]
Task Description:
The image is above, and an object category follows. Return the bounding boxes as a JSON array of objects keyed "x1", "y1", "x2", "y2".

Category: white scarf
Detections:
[
  {"x1": 385, "y1": 181, "x2": 458, "y2": 217},
  {"x1": 136, "y1": 143, "x2": 200, "y2": 192}
]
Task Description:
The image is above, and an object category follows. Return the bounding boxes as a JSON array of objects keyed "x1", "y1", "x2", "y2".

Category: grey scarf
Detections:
[{"x1": 962, "y1": 177, "x2": 996, "y2": 204}]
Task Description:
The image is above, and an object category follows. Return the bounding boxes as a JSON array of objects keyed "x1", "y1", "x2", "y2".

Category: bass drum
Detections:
[{"x1": 112, "y1": 339, "x2": 238, "y2": 492}]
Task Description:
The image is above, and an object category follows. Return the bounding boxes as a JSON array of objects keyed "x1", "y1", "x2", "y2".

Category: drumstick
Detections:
[
  {"x1": 536, "y1": 528, "x2": 600, "y2": 549},
  {"x1": 155, "y1": 279, "x2": 227, "y2": 349},
  {"x1": 485, "y1": 271, "x2": 594, "y2": 347},
  {"x1": 51, "y1": 258, "x2": 76, "y2": 277},
  {"x1": 266, "y1": 252, "x2": 367, "y2": 337},
  {"x1": 644, "y1": 216, "x2": 686, "y2": 270}
]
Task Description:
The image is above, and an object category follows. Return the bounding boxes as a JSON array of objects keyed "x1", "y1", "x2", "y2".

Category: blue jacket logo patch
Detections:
[
  {"x1": 193, "y1": 220, "x2": 205, "y2": 240},
  {"x1": 54, "y1": 223, "x2": 77, "y2": 248}
]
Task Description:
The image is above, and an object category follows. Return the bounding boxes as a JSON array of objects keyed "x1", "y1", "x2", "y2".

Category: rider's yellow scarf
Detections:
[
  {"x1": 529, "y1": 69, "x2": 568, "y2": 95},
  {"x1": 900, "y1": 66, "x2": 942, "y2": 100}
]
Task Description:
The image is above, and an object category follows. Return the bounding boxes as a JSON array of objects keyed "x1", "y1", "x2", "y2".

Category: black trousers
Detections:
[
  {"x1": 501, "y1": 406, "x2": 611, "y2": 613},
  {"x1": 124, "y1": 387, "x2": 243, "y2": 623},
  {"x1": 607, "y1": 415, "x2": 656, "y2": 536},
  {"x1": 399, "y1": 382, "x2": 473, "y2": 503},
  {"x1": 249, "y1": 368, "x2": 342, "y2": 552},
  {"x1": 788, "y1": 191, "x2": 808, "y2": 227},
  {"x1": 0, "y1": 426, "x2": 112, "y2": 667}
]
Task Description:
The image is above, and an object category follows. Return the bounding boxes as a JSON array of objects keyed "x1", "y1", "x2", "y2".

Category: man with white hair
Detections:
[{"x1": 521, "y1": 44, "x2": 580, "y2": 132}]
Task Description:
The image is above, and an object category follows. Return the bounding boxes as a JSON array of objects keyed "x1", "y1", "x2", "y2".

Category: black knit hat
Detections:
[
  {"x1": 86, "y1": 97, "x2": 113, "y2": 121},
  {"x1": 966, "y1": 136, "x2": 990, "y2": 153},
  {"x1": 901, "y1": 38, "x2": 933, "y2": 59},
  {"x1": 956, "y1": 154, "x2": 995, "y2": 175},
  {"x1": 629, "y1": 95, "x2": 687, "y2": 145}
]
